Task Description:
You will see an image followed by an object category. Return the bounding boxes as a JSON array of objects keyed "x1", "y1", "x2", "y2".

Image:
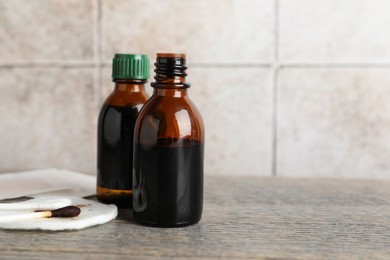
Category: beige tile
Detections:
[
  {"x1": 280, "y1": 0, "x2": 390, "y2": 62},
  {"x1": 0, "y1": 68, "x2": 97, "y2": 174},
  {"x1": 277, "y1": 68, "x2": 390, "y2": 178},
  {"x1": 189, "y1": 68, "x2": 272, "y2": 176},
  {"x1": 0, "y1": 0, "x2": 95, "y2": 62},
  {"x1": 101, "y1": 0, "x2": 273, "y2": 63}
]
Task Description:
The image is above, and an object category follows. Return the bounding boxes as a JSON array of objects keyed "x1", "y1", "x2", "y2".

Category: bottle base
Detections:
[
  {"x1": 96, "y1": 186, "x2": 133, "y2": 209},
  {"x1": 134, "y1": 219, "x2": 201, "y2": 228},
  {"x1": 133, "y1": 214, "x2": 201, "y2": 228}
]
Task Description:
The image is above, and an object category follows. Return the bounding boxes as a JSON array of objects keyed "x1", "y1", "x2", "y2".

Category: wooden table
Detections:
[{"x1": 1, "y1": 176, "x2": 390, "y2": 259}]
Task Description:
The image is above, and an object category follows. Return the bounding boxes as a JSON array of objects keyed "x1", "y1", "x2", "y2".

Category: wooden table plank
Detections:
[{"x1": 0, "y1": 176, "x2": 389, "y2": 259}]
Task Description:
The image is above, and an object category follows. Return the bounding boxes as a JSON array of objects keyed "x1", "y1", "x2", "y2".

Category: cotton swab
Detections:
[
  {"x1": 0, "y1": 197, "x2": 72, "y2": 211},
  {"x1": 0, "y1": 206, "x2": 81, "y2": 222}
]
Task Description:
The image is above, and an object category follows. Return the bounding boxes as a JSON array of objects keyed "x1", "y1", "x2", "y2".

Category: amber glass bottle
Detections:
[
  {"x1": 97, "y1": 54, "x2": 150, "y2": 208},
  {"x1": 133, "y1": 53, "x2": 205, "y2": 227}
]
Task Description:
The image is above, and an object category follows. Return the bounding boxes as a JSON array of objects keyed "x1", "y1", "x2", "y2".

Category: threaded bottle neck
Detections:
[{"x1": 151, "y1": 53, "x2": 190, "y2": 89}]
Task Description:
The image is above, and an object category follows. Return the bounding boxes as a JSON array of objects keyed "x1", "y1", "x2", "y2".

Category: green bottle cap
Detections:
[{"x1": 112, "y1": 54, "x2": 150, "y2": 80}]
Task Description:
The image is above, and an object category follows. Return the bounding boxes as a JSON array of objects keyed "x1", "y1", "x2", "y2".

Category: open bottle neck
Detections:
[{"x1": 151, "y1": 54, "x2": 190, "y2": 91}]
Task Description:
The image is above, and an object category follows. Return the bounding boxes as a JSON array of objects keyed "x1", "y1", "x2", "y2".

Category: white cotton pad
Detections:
[
  {"x1": 0, "y1": 197, "x2": 72, "y2": 211},
  {"x1": 0, "y1": 197, "x2": 118, "y2": 231}
]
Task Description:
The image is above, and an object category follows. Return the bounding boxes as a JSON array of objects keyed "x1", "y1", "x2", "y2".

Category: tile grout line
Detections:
[
  {"x1": 280, "y1": 62, "x2": 390, "y2": 68},
  {"x1": 188, "y1": 63, "x2": 271, "y2": 68},
  {"x1": 94, "y1": 0, "x2": 103, "y2": 111},
  {"x1": 0, "y1": 62, "x2": 96, "y2": 68},
  {"x1": 271, "y1": 68, "x2": 279, "y2": 177},
  {"x1": 271, "y1": 0, "x2": 280, "y2": 177},
  {"x1": 4, "y1": 62, "x2": 390, "y2": 69}
]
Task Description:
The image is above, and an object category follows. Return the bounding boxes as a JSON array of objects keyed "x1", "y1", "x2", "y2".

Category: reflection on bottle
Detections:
[{"x1": 133, "y1": 169, "x2": 147, "y2": 212}]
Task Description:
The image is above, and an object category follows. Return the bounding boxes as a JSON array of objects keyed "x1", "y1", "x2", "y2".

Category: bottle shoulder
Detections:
[
  {"x1": 135, "y1": 95, "x2": 204, "y2": 144},
  {"x1": 139, "y1": 95, "x2": 203, "y2": 122}
]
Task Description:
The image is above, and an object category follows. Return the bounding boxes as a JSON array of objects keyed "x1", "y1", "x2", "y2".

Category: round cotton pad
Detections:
[{"x1": 0, "y1": 196, "x2": 118, "y2": 231}]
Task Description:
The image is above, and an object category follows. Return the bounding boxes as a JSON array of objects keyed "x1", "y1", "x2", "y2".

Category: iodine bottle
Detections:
[
  {"x1": 97, "y1": 54, "x2": 150, "y2": 208},
  {"x1": 133, "y1": 53, "x2": 205, "y2": 227}
]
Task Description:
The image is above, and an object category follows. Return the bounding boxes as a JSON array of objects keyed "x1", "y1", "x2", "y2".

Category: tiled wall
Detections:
[{"x1": 1, "y1": 0, "x2": 390, "y2": 179}]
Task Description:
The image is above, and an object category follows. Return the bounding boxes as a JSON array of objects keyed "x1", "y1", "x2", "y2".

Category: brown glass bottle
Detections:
[
  {"x1": 97, "y1": 54, "x2": 150, "y2": 208},
  {"x1": 133, "y1": 53, "x2": 205, "y2": 227}
]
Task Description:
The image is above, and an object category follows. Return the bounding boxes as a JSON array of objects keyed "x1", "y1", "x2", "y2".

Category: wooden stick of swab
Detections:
[
  {"x1": 0, "y1": 198, "x2": 72, "y2": 211},
  {"x1": 0, "y1": 206, "x2": 81, "y2": 222}
]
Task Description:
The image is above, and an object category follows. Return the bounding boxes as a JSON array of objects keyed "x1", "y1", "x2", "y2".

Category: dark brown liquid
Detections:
[
  {"x1": 133, "y1": 139, "x2": 204, "y2": 227},
  {"x1": 97, "y1": 104, "x2": 139, "y2": 208}
]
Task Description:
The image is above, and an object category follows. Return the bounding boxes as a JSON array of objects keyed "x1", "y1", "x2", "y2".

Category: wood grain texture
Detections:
[{"x1": 0, "y1": 176, "x2": 390, "y2": 259}]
